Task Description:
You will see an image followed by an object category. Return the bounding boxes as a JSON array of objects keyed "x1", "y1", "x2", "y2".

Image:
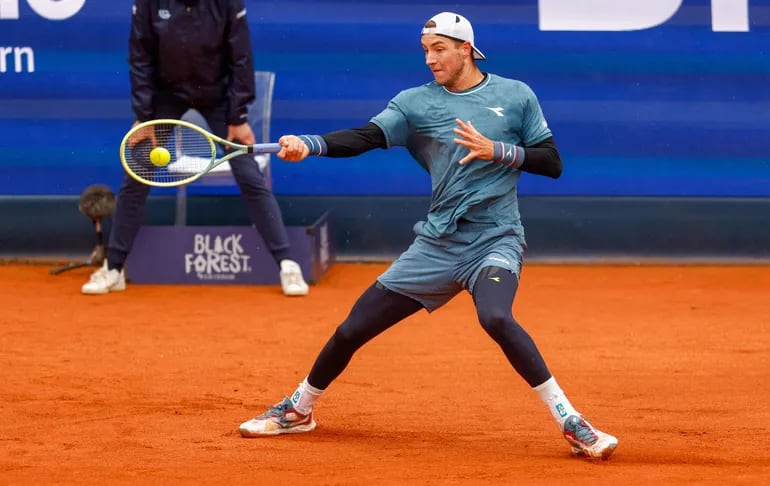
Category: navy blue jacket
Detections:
[{"x1": 129, "y1": 0, "x2": 255, "y2": 125}]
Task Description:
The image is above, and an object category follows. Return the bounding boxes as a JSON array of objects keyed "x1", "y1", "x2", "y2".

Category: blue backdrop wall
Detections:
[{"x1": 0, "y1": 0, "x2": 768, "y2": 198}]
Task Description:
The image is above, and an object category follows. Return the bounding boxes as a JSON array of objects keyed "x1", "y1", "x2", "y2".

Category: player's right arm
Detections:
[
  {"x1": 277, "y1": 94, "x2": 405, "y2": 162},
  {"x1": 128, "y1": 0, "x2": 157, "y2": 124},
  {"x1": 278, "y1": 123, "x2": 387, "y2": 162}
]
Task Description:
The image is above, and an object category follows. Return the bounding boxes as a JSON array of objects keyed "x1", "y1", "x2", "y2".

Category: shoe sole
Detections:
[
  {"x1": 239, "y1": 420, "x2": 316, "y2": 438},
  {"x1": 82, "y1": 288, "x2": 109, "y2": 295},
  {"x1": 81, "y1": 286, "x2": 126, "y2": 295},
  {"x1": 283, "y1": 289, "x2": 309, "y2": 296},
  {"x1": 571, "y1": 439, "x2": 618, "y2": 460}
]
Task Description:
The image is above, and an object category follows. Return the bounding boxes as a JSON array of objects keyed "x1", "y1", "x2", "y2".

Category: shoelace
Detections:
[
  {"x1": 262, "y1": 399, "x2": 293, "y2": 418},
  {"x1": 569, "y1": 418, "x2": 598, "y2": 445},
  {"x1": 285, "y1": 273, "x2": 303, "y2": 286},
  {"x1": 282, "y1": 266, "x2": 307, "y2": 288},
  {"x1": 89, "y1": 268, "x2": 109, "y2": 282}
]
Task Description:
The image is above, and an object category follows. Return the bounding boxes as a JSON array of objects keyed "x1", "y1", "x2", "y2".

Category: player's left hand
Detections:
[
  {"x1": 227, "y1": 123, "x2": 256, "y2": 145},
  {"x1": 453, "y1": 118, "x2": 494, "y2": 165}
]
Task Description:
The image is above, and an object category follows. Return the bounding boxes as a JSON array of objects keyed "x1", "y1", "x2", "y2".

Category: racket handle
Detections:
[{"x1": 248, "y1": 143, "x2": 282, "y2": 154}]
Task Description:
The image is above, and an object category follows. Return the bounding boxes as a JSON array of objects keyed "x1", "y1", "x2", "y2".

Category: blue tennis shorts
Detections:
[{"x1": 377, "y1": 224, "x2": 524, "y2": 312}]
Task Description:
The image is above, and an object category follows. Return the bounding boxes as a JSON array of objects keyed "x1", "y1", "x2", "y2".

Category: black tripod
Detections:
[
  {"x1": 49, "y1": 219, "x2": 108, "y2": 275},
  {"x1": 50, "y1": 184, "x2": 115, "y2": 275}
]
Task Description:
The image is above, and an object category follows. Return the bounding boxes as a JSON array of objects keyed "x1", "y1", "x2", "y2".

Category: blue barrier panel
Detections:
[{"x1": 0, "y1": 1, "x2": 768, "y2": 196}]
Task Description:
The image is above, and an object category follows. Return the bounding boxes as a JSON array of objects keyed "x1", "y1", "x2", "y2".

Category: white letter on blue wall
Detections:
[
  {"x1": 0, "y1": 0, "x2": 20, "y2": 19},
  {"x1": 14, "y1": 46, "x2": 34, "y2": 72},
  {"x1": 712, "y1": 0, "x2": 749, "y2": 31},
  {"x1": 539, "y1": 0, "x2": 683, "y2": 31},
  {"x1": 27, "y1": 0, "x2": 86, "y2": 20}
]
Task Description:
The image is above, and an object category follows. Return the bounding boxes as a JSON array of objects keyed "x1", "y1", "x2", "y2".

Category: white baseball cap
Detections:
[{"x1": 421, "y1": 12, "x2": 486, "y2": 61}]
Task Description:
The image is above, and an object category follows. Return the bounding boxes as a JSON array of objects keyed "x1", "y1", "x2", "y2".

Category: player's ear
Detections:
[{"x1": 462, "y1": 41, "x2": 472, "y2": 58}]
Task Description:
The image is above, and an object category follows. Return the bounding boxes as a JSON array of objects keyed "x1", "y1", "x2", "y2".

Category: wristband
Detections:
[
  {"x1": 299, "y1": 135, "x2": 328, "y2": 156},
  {"x1": 492, "y1": 141, "x2": 525, "y2": 169}
]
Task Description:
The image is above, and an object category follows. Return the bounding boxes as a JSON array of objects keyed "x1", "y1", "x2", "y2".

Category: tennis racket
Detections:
[{"x1": 119, "y1": 119, "x2": 281, "y2": 187}]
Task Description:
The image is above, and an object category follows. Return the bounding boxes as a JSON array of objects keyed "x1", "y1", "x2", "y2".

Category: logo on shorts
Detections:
[
  {"x1": 158, "y1": 9, "x2": 170, "y2": 19},
  {"x1": 488, "y1": 276, "x2": 501, "y2": 283},
  {"x1": 487, "y1": 256, "x2": 510, "y2": 265},
  {"x1": 556, "y1": 403, "x2": 568, "y2": 418}
]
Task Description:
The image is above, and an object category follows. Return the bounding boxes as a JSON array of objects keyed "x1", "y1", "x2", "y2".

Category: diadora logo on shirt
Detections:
[{"x1": 486, "y1": 107, "x2": 504, "y2": 117}]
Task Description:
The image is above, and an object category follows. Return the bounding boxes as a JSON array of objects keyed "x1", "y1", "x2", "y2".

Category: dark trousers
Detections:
[{"x1": 108, "y1": 98, "x2": 291, "y2": 267}]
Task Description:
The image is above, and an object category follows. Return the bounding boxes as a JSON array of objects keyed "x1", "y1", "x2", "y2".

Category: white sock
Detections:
[
  {"x1": 533, "y1": 376, "x2": 579, "y2": 427},
  {"x1": 290, "y1": 377, "x2": 324, "y2": 415}
]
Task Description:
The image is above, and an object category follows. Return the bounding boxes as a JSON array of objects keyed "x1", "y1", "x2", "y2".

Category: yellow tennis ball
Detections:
[{"x1": 149, "y1": 147, "x2": 171, "y2": 167}]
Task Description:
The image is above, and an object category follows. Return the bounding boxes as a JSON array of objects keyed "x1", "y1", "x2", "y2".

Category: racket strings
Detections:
[{"x1": 122, "y1": 123, "x2": 216, "y2": 184}]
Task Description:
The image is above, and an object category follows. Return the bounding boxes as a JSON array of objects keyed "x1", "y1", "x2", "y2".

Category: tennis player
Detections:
[
  {"x1": 81, "y1": 0, "x2": 308, "y2": 297},
  {"x1": 240, "y1": 12, "x2": 618, "y2": 458}
]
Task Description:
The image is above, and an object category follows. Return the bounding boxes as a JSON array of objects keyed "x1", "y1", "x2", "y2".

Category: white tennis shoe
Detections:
[
  {"x1": 280, "y1": 259, "x2": 309, "y2": 296},
  {"x1": 562, "y1": 415, "x2": 618, "y2": 459},
  {"x1": 240, "y1": 397, "x2": 316, "y2": 437},
  {"x1": 81, "y1": 261, "x2": 126, "y2": 295}
]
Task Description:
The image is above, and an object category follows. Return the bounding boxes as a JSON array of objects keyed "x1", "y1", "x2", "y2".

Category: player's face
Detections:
[{"x1": 422, "y1": 35, "x2": 469, "y2": 88}]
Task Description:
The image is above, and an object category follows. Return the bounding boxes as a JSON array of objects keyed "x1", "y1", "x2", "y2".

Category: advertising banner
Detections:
[
  {"x1": 125, "y1": 211, "x2": 334, "y2": 285},
  {"x1": 1, "y1": 1, "x2": 767, "y2": 196}
]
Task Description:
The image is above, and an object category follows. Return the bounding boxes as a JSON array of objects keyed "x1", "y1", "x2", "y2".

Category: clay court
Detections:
[{"x1": 1, "y1": 262, "x2": 768, "y2": 484}]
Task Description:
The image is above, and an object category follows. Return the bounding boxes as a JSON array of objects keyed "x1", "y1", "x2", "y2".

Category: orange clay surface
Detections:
[{"x1": 1, "y1": 262, "x2": 769, "y2": 485}]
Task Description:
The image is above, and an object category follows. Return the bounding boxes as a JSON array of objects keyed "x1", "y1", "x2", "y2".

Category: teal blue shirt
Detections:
[{"x1": 371, "y1": 73, "x2": 552, "y2": 244}]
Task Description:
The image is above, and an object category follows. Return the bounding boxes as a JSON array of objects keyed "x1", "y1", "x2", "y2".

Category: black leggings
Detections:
[
  {"x1": 471, "y1": 266, "x2": 551, "y2": 387},
  {"x1": 307, "y1": 267, "x2": 552, "y2": 390},
  {"x1": 307, "y1": 282, "x2": 423, "y2": 389}
]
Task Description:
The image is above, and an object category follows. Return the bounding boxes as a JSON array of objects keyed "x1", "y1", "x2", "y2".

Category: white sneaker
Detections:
[
  {"x1": 239, "y1": 397, "x2": 316, "y2": 437},
  {"x1": 279, "y1": 259, "x2": 309, "y2": 296},
  {"x1": 562, "y1": 415, "x2": 618, "y2": 459},
  {"x1": 81, "y1": 261, "x2": 126, "y2": 295}
]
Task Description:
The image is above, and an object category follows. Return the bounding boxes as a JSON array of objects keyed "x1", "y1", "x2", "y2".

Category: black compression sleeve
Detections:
[
  {"x1": 521, "y1": 137, "x2": 563, "y2": 179},
  {"x1": 320, "y1": 122, "x2": 387, "y2": 157}
]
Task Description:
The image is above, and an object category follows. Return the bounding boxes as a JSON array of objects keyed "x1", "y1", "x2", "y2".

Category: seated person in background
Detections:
[{"x1": 82, "y1": 0, "x2": 307, "y2": 296}]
